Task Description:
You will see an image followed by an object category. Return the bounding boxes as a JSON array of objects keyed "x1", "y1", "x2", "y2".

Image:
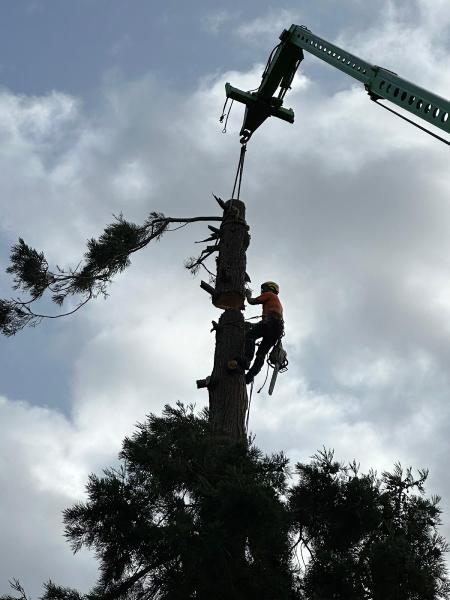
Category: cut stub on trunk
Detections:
[{"x1": 213, "y1": 291, "x2": 243, "y2": 310}]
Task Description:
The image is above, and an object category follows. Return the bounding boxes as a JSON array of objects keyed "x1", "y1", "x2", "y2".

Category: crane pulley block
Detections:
[{"x1": 225, "y1": 83, "x2": 295, "y2": 143}]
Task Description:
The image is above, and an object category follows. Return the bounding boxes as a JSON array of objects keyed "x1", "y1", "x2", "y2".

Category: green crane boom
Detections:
[{"x1": 226, "y1": 25, "x2": 450, "y2": 143}]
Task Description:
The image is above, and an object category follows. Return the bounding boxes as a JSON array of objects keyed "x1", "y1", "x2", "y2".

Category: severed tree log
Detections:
[{"x1": 212, "y1": 200, "x2": 249, "y2": 311}]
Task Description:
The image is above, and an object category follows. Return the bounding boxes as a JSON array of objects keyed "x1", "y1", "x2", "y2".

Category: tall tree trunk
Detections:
[{"x1": 207, "y1": 199, "x2": 250, "y2": 441}]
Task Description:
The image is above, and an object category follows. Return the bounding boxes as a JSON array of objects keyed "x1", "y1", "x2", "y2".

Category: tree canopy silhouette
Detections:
[
  {"x1": 290, "y1": 449, "x2": 450, "y2": 599},
  {"x1": 3, "y1": 404, "x2": 448, "y2": 600}
]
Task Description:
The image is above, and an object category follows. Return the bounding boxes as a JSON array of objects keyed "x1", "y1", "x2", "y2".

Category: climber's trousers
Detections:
[{"x1": 245, "y1": 318, "x2": 284, "y2": 379}]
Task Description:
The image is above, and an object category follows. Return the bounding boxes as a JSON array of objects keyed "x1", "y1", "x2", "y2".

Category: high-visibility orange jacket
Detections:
[{"x1": 252, "y1": 292, "x2": 283, "y2": 319}]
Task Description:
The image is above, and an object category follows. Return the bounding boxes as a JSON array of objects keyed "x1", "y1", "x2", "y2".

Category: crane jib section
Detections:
[
  {"x1": 291, "y1": 25, "x2": 450, "y2": 135},
  {"x1": 226, "y1": 24, "x2": 450, "y2": 141}
]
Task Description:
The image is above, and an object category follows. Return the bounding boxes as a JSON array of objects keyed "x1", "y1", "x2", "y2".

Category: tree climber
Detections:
[{"x1": 244, "y1": 281, "x2": 284, "y2": 384}]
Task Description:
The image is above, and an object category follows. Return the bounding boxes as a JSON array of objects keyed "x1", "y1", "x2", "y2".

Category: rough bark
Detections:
[{"x1": 207, "y1": 199, "x2": 250, "y2": 441}]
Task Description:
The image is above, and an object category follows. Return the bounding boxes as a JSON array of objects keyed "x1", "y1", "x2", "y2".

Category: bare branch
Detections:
[
  {"x1": 153, "y1": 216, "x2": 222, "y2": 224},
  {"x1": 195, "y1": 234, "x2": 219, "y2": 244},
  {"x1": 200, "y1": 280, "x2": 215, "y2": 296},
  {"x1": 213, "y1": 194, "x2": 226, "y2": 209}
]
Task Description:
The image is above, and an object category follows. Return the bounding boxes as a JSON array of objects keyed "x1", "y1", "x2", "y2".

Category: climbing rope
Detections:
[
  {"x1": 245, "y1": 380, "x2": 254, "y2": 432},
  {"x1": 231, "y1": 142, "x2": 247, "y2": 200}
]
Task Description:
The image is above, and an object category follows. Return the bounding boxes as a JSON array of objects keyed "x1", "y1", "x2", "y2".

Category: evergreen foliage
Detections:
[
  {"x1": 0, "y1": 213, "x2": 169, "y2": 335},
  {"x1": 290, "y1": 449, "x2": 450, "y2": 599},
  {"x1": 3, "y1": 405, "x2": 449, "y2": 600},
  {"x1": 65, "y1": 403, "x2": 295, "y2": 600}
]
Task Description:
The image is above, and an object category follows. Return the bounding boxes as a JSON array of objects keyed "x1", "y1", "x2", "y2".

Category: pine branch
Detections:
[
  {"x1": 0, "y1": 212, "x2": 222, "y2": 336},
  {"x1": 184, "y1": 245, "x2": 219, "y2": 276}
]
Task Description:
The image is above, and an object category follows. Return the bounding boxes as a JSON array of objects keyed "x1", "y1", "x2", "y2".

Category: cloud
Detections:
[
  {"x1": 109, "y1": 34, "x2": 132, "y2": 58},
  {"x1": 335, "y1": 0, "x2": 450, "y2": 93},
  {"x1": 235, "y1": 8, "x2": 301, "y2": 45},
  {"x1": 0, "y1": 396, "x2": 98, "y2": 594},
  {"x1": 202, "y1": 9, "x2": 234, "y2": 35},
  {"x1": 1, "y1": 0, "x2": 450, "y2": 593}
]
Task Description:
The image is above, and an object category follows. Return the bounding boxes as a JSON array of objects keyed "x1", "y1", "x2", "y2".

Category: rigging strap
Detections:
[{"x1": 231, "y1": 143, "x2": 247, "y2": 200}]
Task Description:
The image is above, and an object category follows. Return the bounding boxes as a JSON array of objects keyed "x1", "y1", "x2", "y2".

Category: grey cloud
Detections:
[
  {"x1": 1, "y1": 0, "x2": 450, "y2": 593},
  {"x1": 0, "y1": 397, "x2": 98, "y2": 594}
]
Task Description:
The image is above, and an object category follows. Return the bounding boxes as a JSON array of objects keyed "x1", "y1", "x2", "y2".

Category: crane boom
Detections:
[{"x1": 226, "y1": 25, "x2": 450, "y2": 142}]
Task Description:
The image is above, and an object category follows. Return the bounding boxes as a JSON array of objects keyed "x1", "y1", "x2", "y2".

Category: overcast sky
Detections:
[{"x1": 1, "y1": 0, "x2": 450, "y2": 595}]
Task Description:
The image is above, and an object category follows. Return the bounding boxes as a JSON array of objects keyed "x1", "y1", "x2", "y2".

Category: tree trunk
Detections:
[{"x1": 207, "y1": 199, "x2": 250, "y2": 441}]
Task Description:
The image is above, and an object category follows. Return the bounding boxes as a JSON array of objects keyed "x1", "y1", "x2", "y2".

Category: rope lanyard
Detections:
[
  {"x1": 245, "y1": 380, "x2": 254, "y2": 433},
  {"x1": 231, "y1": 143, "x2": 247, "y2": 200}
]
